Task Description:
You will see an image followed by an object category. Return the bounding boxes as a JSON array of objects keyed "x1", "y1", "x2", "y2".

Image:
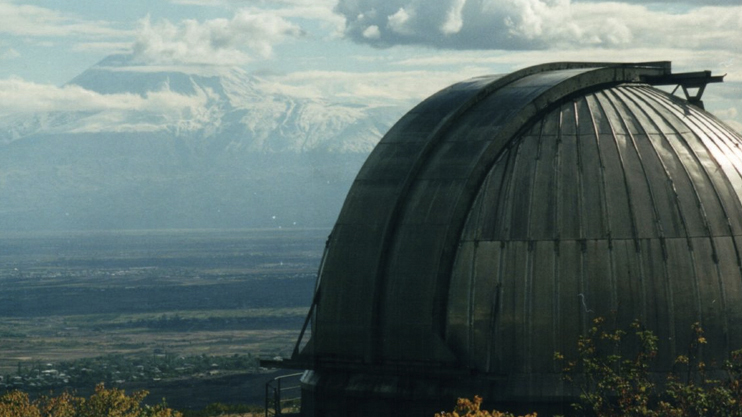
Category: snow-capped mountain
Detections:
[
  {"x1": 1, "y1": 54, "x2": 402, "y2": 153},
  {"x1": 0, "y1": 55, "x2": 408, "y2": 231}
]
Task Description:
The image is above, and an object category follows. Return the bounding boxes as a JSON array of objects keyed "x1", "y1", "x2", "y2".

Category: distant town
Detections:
[{"x1": 1, "y1": 352, "x2": 259, "y2": 392}]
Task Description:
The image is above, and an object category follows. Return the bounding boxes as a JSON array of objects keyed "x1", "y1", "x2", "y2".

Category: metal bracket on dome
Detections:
[{"x1": 642, "y1": 70, "x2": 725, "y2": 109}]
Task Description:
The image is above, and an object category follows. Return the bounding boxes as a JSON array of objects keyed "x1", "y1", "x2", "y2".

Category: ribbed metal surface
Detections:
[
  {"x1": 449, "y1": 85, "x2": 742, "y2": 378},
  {"x1": 303, "y1": 62, "x2": 742, "y2": 403}
]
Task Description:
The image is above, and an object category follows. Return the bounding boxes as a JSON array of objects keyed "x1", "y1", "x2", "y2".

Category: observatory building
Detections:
[{"x1": 272, "y1": 62, "x2": 742, "y2": 416}]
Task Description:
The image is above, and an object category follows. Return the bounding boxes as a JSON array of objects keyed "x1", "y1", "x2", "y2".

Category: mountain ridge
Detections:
[{"x1": 0, "y1": 55, "x2": 407, "y2": 231}]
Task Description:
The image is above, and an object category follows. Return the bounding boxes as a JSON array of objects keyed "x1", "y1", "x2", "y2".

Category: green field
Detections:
[{"x1": 0, "y1": 228, "x2": 325, "y2": 409}]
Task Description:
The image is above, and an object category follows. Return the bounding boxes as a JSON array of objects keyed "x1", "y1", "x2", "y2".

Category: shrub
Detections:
[
  {"x1": 0, "y1": 383, "x2": 181, "y2": 417},
  {"x1": 557, "y1": 318, "x2": 742, "y2": 416},
  {"x1": 434, "y1": 395, "x2": 537, "y2": 417}
]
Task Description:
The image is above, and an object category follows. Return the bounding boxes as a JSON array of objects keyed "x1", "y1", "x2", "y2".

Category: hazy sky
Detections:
[{"x1": 1, "y1": 0, "x2": 741, "y2": 128}]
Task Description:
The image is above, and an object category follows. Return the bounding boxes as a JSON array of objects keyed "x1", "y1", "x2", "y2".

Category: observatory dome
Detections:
[{"x1": 291, "y1": 62, "x2": 742, "y2": 416}]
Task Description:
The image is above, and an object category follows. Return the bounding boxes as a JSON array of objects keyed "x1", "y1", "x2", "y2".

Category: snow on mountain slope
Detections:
[
  {"x1": 0, "y1": 54, "x2": 404, "y2": 153},
  {"x1": 0, "y1": 55, "x2": 409, "y2": 231}
]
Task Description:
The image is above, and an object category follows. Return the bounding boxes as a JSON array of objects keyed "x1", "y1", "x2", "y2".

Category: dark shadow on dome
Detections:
[{"x1": 262, "y1": 61, "x2": 739, "y2": 417}]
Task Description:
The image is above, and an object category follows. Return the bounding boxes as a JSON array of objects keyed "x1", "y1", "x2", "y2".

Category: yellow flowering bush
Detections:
[
  {"x1": 434, "y1": 395, "x2": 537, "y2": 417},
  {"x1": 0, "y1": 383, "x2": 181, "y2": 417},
  {"x1": 557, "y1": 318, "x2": 742, "y2": 417}
]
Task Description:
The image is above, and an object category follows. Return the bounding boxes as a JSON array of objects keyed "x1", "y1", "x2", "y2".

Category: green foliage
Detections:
[
  {"x1": 0, "y1": 383, "x2": 181, "y2": 417},
  {"x1": 434, "y1": 396, "x2": 537, "y2": 417},
  {"x1": 180, "y1": 402, "x2": 262, "y2": 417},
  {"x1": 557, "y1": 318, "x2": 742, "y2": 416}
]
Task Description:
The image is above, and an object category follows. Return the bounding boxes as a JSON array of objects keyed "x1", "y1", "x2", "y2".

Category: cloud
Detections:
[
  {"x1": 263, "y1": 67, "x2": 495, "y2": 106},
  {"x1": 0, "y1": 0, "x2": 128, "y2": 38},
  {"x1": 578, "y1": 0, "x2": 740, "y2": 5},
  {"x1": 72, "y1": 42, "x2": 132, "y2": 54},
  {"x1": 0, "y1": 77, "x2": 209, "y2": 115},
  {"x1": 131, "y1": 11, "x2": 304, "y2": 65},
  {"x1": 167, "y1": 0, "x2": 344, "y2": 32},
  {"x1": 334, "y1": 0, "x2": 742, "y2": 53},
  {"x1": 1, "y1": 48, "x2": 19, "y2": 60}
]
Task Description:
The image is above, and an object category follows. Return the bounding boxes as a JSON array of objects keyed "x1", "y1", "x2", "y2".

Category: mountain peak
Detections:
[{"x1": 5, "y1": 54, "x2": 405, "y2": 153}]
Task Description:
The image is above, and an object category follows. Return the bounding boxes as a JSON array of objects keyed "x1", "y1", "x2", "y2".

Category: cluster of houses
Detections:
[{"x1": 0, "y1": 353, "x2": 259, "y2": 392}]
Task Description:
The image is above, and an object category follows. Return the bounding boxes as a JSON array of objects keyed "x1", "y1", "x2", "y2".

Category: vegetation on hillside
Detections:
[
  {"x1": 2, "y1": 353, "x2": 258, "y2": 392},
  {"x1": 557, "y1": 317, "x2": 742, "y2": 416},
  {"x1": 439, "y1": 319, "x2": 742, "y2": 416},
  {"x1": 0, "y1": 383, "x2": 180, "y2": 417},
  {"x1": 435, "y1": 395, "x2": 536, "y2": 417}
]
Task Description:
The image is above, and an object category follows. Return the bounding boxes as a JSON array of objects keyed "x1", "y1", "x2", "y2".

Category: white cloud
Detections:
[
  {"x1": 0, "y1": 1, "x2": 128, "y2": 38},
  {"x1": 167, "y1": 0, "x2": 345, "y2": 33},
  {"x1": 265, "y1": 67, "x2": 495, "y2": 106},
  {"x1": 363, "y1": 25, "x2": 381, "y2": 39},
  {"x1": 72, "y1": 42, "x2": 132, "y2": 54},
  {"x1": 335, "y1": 0, "x2": 742, "y2": 53},
  {"x1": 131, "y1": 11, "x2": 304, "y2": 66},
  {"x1": 387, "y1": 8, "x2": 412, "y2": 34},
  {"x1": 394, "y1": 47, "x2": 742, "y2": 83},
  {"x1": 0, "y1": 77, "x2": 208, "y2": 114},
  {"x1": 1, "y1": 48, "x2": 19, "y2": 60},
  {"x1": 714, "y1": 106, "x2": 738, "y2": 119},
  {"x1": 441, "y1": 0, "x2": 466, "y2": 35},
  {"x1": 725, "y1": 119, "x2": 742, "y2": 134}
]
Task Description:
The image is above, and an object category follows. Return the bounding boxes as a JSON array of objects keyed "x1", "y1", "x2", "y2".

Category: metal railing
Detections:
[{"x1": 265, "y1": 372, "x2": 303, "y2": 417}]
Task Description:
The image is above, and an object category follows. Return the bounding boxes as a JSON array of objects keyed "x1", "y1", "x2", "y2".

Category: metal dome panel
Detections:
[{"x1": 291, "y1": 62, "x2": 741, "y2": 412}]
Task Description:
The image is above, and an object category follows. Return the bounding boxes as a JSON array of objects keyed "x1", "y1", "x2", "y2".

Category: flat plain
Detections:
[{"x1": 0, "y1": 228, "x2": 325, "y2": 409}]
